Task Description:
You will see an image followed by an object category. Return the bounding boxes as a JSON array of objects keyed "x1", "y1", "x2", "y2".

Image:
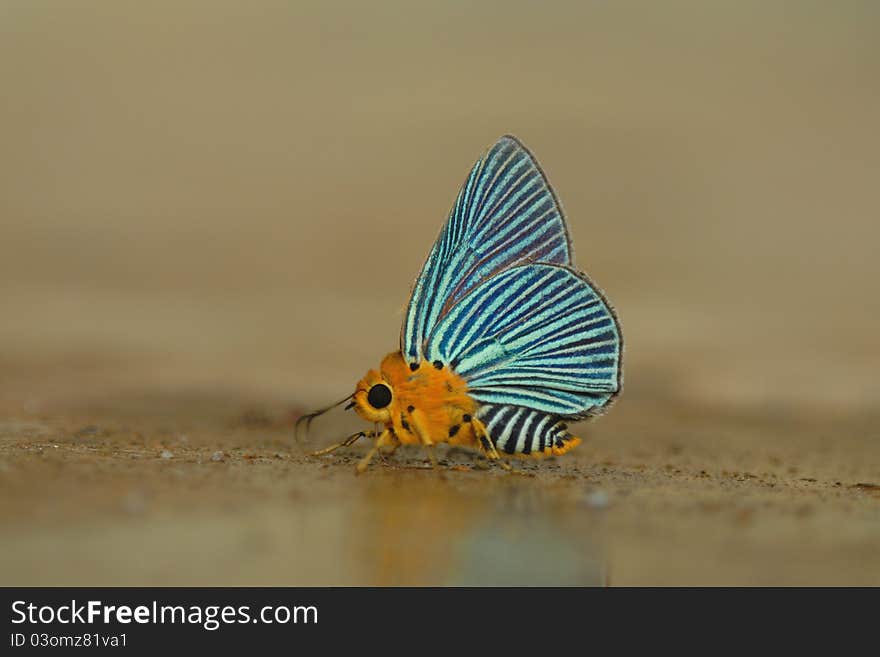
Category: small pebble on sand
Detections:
[
  {"x1": 211, "y1": 451, "x2": 224, "y2": 462},
  {"x1": 160, "y1": 450, "x2": 174, "y2": 460}
]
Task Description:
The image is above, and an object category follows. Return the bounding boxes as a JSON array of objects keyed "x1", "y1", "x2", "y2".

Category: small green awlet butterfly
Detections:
[{"x1": 298, "y1": 135, "x2": 623, "y2": 472}]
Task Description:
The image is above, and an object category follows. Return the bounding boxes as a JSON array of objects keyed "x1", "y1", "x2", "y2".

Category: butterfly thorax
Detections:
[{"x1": 352, "y1": 351, "x2": 479, "y2": 447}]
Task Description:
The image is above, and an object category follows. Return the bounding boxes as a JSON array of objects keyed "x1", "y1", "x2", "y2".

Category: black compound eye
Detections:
[{"x1": 367, "y1": 383, "x2": 392, "y2": 409}]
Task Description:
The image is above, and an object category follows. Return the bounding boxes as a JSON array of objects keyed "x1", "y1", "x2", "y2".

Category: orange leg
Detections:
[
  {"x1": 356, "y1": 429, "x2": 398, "y2": 474},
  {"x1": 470, "y1": 418, "x2": 511, "y2": 471},
  {"x1": 409, "y1": 409, "x2": 439, "y2": 469},
  {"x1": 310, "y1": 430, "x2": 369, "y2": 456}
]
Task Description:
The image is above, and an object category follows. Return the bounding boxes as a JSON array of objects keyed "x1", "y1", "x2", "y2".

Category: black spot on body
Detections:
[
  {"x1": 433, "y1": 360, "x2": 443, "y2": 370},
  {"x1": 407, "y1": 405, "x2": 415, "y2": 413},
  {"x1": 448, "y1": 425, "x2": 460, "y2": 437},
  {"x1": 409, "y1": 362, "x2": 420, "y2": 371},
  {"x1": 462, "y1": 414, "x2": 472, "y2": 423}
]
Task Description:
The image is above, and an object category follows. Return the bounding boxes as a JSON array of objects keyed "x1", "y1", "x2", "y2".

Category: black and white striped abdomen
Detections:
[{"x1": 475, "y1": 405, "x2": 578, "y2": 456}]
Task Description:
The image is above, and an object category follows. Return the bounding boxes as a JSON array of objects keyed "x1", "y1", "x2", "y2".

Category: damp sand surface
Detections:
[{"x1": 1, "y1": 390, "x2": 877, "y2": 586}]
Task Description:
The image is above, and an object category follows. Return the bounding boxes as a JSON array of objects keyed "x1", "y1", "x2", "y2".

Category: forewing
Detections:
[
  {"x1": 401, "y1": 135, "x2": 572, "y2": 365},
  {"x1": 426, "y1": 263, "x2": 622, "y2": 418}
]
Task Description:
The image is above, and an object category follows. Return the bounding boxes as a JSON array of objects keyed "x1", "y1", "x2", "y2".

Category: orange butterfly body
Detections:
[
  {"x1": 347, "y1": 351, "x2": 581, "y2": 470},
  {"x1": 353, "y1": 351, "x2": 478, "y2": 449}
]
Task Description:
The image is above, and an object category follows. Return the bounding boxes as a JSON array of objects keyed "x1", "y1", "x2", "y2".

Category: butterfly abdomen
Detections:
[{"x1": 475, "y1": 405, "x2": 581, "y2": 458}]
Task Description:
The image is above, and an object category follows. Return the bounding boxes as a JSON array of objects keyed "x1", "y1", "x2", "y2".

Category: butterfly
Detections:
[{"x1": 297, "y1": 135, "x2": 623, "y2": 472}]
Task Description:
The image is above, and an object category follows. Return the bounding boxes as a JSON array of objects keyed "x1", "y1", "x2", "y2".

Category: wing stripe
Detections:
[
  {"x1": 440, "y1": 267, "x2": 581, "y2": 361},
  {"x1": 403, "y1": 152, "x2": 488, "y2": 361},
  {"x1": 426, "y1": 263, "x2": 621, "y2": 416},
  {"x1": 401, "y1": 136, "x2": 574, "y2": 365},
  {"x1": 466, "y1": 372, "x2": 612, "y2": 392},
  {"x1": 475, "y1": 162, "x2": 540, "y2": 235},
  {"x1": 439, "y1": 173, "x2": 552, "y2": 313},
  {"x1": 470, "y1": 386, "x2": 608, "y2": 416},
  {"x1": 458, "y1": 313, "x2": 613, "y2": 380},
  {"x1": 444, "y1": 219, "x2": 570, "y2": 324},
  {"x1": 421, "y1": 149, "x2": 513, "y2": 345},
  {"x1": 510, "y1": 319, "x2": 615, "y2": 360},
  {"x1": 480, "y1": 270, "x2": 577, "y2": 335},
  {"x1": 468, "y1": 145, "x2": 521, "y2": 231},
  {"x1": 443, "y1": 202, "x2": 557, "y2": 310},
  {"x1": 500, "y1": 305, "x2": 610, "y2": 348},
  {"x1": 435, "y1": 267, "x2": 561, "y2": 358}
]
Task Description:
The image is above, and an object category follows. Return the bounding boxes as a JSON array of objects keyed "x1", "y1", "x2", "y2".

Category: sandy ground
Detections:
[
  {"x1": 1, "y1": 375, "x2": 878, "y2": 586},
  {"x1": 1, "y1": 3, "x2": 878, "y2": 585}
]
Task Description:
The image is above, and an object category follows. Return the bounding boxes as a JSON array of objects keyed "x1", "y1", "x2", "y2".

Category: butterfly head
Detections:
[{"x1": 352, "y1": 368, "x2": 395, "y2": 424}]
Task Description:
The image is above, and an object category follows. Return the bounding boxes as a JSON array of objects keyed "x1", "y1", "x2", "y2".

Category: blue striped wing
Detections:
[
  {"x1": 401, "y1": 135, "x2": 572, "y2": 365},
  {"x1": 425, "y1": 263, "x2": 622, "y2": 418}
]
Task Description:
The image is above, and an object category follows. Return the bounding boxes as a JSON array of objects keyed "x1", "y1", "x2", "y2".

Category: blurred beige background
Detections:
[
  {"x1": 0, "y1": 2, "x2": 878, "y2": 585},
  {"x1": 3, "y1": 0, "x2": 878, "y2": 411}
]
